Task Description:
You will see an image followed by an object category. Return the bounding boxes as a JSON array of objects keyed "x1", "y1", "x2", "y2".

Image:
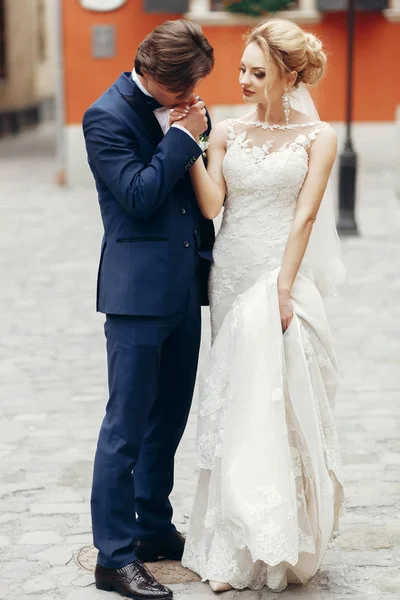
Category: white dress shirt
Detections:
[{"x1": 131, "y1": 70, "x2": 200, "y2": 146}]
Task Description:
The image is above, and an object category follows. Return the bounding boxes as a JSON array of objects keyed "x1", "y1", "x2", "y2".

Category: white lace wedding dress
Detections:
[{"x1": 181, "y1": 118, "x2": 344, "y2": 592}]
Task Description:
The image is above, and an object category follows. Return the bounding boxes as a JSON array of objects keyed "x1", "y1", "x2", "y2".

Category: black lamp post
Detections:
[{"x1": 337, "y1": 0, "x2": 359, "y2": 236}]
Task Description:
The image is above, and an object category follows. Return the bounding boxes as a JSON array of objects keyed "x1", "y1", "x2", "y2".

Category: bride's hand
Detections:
[
  {"x1": 169, "y1": 104, "x2": 190, "y2": 127},
  {"x1": 169, "y1": 94, "x2": 200, "y2": 127},
  {"x1": 278, "y1": 289, "x2": 293, "y2": 334}
]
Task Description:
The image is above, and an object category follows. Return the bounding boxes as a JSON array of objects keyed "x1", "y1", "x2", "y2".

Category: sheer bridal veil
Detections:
[{"x1": 291, "y1": 84, "x2": 346, "y2": 296}]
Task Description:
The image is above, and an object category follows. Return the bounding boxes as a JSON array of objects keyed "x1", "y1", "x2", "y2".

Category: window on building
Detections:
[
  {"x1": 0, "y1": 0, "x2": 6, "y2": 79},
  {"x1": 211, "y1": 0, "x2": 301, "y2": 10},
  {"x1": 196, "y1": 0, "x2": 308, "y2": 13}
]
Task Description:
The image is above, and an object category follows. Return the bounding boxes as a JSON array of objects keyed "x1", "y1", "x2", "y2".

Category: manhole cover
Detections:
[{"x1": 76, "y1": 545, "x2": 201, "y2": 585}]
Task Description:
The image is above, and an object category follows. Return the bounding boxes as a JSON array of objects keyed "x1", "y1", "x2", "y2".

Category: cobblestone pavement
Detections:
[{"x1": 0, "y1": 123, "x2": 399, "y2": 600}]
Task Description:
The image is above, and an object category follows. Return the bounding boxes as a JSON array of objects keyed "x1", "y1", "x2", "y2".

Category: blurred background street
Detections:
[{"x1": 1, "y1": 1, "x2": 400, "y2": 599}]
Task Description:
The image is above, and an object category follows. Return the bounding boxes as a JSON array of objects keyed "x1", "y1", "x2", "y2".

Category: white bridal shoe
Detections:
[{"x1": 209, "y1": 580, "x2": 234, "y2": 593}]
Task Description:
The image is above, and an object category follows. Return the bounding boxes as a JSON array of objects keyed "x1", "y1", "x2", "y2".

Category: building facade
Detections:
[
  {"x1": 60, "y1": 0, "x2": 399, "y2": 184},
  {"x1": 0, "y1": 0, "x2": 56, "y2": 135}
]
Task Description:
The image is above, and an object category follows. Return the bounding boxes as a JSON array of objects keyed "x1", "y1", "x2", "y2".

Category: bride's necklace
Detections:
[{"x1": 242, "y1": 120, "x2": 320, "y2": 131}]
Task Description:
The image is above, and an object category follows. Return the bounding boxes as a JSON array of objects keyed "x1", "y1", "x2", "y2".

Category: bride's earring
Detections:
[{"x1": 282, "y1": 88, "x2": 291, "y2": 125}]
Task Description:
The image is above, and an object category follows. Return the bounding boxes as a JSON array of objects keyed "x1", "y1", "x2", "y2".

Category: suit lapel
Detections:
[{"x1": 115, "y1": 72, "x2": 164, "y2": 146}]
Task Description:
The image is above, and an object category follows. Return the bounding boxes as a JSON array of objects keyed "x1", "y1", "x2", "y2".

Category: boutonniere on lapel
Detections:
[{"x1": 199, "y1": 134, "x2": 210, "y2": 158}]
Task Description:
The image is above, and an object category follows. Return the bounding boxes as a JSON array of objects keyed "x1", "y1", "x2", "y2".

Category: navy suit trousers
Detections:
[{"x1": 91, "y1": 274, "x2": 202, "y2": 568}]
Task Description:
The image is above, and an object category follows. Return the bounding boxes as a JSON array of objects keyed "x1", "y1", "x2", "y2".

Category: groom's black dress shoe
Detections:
[
  {"x1": 135, "y1": 531, "x2": 185, "y2": 563},
  {"x1": 95, "y1": 560, "x2": 173, "y2": 599}
]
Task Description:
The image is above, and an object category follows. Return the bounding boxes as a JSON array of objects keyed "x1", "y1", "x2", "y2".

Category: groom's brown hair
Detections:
[{"x1": 135, "y1": 20, "x2": 214, "y2": 93}]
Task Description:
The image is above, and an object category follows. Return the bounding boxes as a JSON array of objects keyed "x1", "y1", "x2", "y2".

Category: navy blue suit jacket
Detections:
[{"x1": 82, "y1": 72, "x2": 215, "y2": 316}]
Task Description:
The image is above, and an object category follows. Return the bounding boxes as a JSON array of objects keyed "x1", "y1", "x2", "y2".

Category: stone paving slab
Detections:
[{"x1": 0, "y1": 123, "x2": 400, "y2": 599}]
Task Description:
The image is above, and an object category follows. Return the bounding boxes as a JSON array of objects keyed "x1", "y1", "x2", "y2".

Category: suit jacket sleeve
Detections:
[
  {"x1": 205, "y1": 108, "x2": 212, "y2": 137},
  {"x1": 82, "y1": 105, "x2": 202, "y2": 219}
]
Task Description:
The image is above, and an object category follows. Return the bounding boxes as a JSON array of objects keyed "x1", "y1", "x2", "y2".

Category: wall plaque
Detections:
[{"x1": 92, "y1": 25, "x2": 116, "y2": 58}]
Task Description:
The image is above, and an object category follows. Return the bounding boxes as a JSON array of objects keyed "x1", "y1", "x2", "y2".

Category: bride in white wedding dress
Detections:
[{"x1": 177, "y1": 19, "x2": 346, "y2": 593}]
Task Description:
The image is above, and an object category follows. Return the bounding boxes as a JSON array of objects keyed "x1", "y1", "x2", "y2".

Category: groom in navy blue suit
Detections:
[{"x1": 82, "y1": 20, "x2": 215, "y2": 600}]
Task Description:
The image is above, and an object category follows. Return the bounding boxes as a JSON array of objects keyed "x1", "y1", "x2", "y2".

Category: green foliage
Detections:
[{"x1": 223, "y1": 0, "x2": 294, "y2": 16}]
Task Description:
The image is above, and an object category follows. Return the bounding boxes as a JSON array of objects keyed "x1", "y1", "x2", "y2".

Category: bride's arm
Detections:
[
  {"x1": 189, "y1": 122, "x2": 228, "y2": 219},
  {"x1": 278, "y1": 125, "x2": 337, "y2": 332}
]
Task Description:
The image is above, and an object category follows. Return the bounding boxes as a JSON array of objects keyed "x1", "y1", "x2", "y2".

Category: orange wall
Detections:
[{"x1": 63, "y1": 2, "x2": 400, "y2": 124}]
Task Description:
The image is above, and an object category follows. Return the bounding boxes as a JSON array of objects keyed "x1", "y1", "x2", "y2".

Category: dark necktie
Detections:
[
  {"x1": 145, "y1": 96, "x2": 164, "y2": 111},
  {"x1": 130, "y1": 76, "x2": 164, "y2": 111}
]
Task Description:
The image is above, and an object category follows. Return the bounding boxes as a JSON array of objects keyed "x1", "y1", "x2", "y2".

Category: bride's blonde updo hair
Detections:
[{"x1": 246, "y1": 18, "x2": 327, "y2": 87}]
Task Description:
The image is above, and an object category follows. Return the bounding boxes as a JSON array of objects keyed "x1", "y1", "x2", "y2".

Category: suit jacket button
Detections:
[
  {"x1": 180, "y1": 208, "x2": 186, "y2": 215},
  {"x1": 183, "y1": 241, "x2": 190, "y2": 248}
]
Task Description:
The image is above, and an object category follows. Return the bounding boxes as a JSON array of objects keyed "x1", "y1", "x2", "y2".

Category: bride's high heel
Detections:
[{"x1": 209, "y1": 580, "x2": 234, "y2": 593}]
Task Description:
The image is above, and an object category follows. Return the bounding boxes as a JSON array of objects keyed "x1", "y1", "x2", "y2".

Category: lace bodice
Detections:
[
  {"x1": 222, "y1": 119, "x2": 325, "y2": 243},
  {"x1": 210, "y1": 119, "x2": 326, "y2": 338}
]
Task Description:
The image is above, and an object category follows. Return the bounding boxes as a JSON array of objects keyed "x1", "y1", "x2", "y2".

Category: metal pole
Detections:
[
  {"x1": 337, "y1": 0, "x2": 358, "y2": 235},
  {"x1": 54, "y1": 0, "x2": 66, "y2": 185}
]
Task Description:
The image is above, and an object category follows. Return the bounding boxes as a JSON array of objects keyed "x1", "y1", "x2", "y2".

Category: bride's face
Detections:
[{"x1": 239, "y1": 42, "x2": 284, "y2": 107}]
